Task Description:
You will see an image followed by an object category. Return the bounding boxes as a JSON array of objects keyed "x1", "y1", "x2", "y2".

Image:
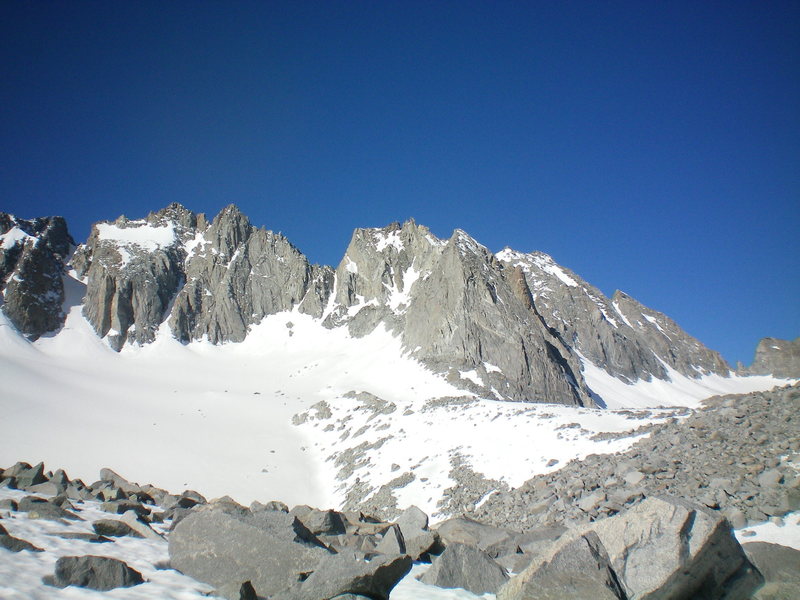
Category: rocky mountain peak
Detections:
[
  {"x1": 5, "y1": 203, "x2": 770, "y2": 406},
  {"x1": 0, "y1": 213, "x2": 74, "y2": 339},
  {"x1": 739, "y1": 337, "x2": 800, "y2": 378}
]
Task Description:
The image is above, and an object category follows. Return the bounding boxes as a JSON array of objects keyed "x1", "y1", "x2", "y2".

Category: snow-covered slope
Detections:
[{"x1": 0, "y1": 274, "x2": 791, "y2": 517}]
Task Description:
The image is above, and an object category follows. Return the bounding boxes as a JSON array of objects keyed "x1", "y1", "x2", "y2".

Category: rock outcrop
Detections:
[
  {"x1": 0, "y1": 213, "x2": 74, "y2": 338},
  {"x1": 739, "y1": 337, "x2": 800, "y2": 378},
  {"x1": 496, "y1": 248, "x2": 730, "y2": 383}
]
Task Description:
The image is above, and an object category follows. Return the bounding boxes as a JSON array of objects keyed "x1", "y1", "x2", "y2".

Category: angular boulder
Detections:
[
  {"x1": 743, "y1": 542, "x2": 800, "y2": 600},
  {"x1": 168, "y1": 508, "x2": 332, "y2": 598},
  {"x1": 52, "y1": 555, "x2": 143, "y2": 590},
  {"x1": 421, "y1": 542, "x2": 509, "y2": 595},
  {"x1": 497, "y1": 531, "x2": 625, "y2": 600},
  {"x1": 435, "y1": 516, "x2": 512, "y2": 550},
  {"x1": 274, "y1": 552, "x2": 412, "y2": 600},
  {"x1": 499, "y1": 496, "x2": 763, "y2": 600}
]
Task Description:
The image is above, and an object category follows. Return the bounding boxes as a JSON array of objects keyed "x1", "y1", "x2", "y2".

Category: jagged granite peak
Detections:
[
  {"x1": 496, "y1": 248, "x2": 730, "y2": 383},
  {"x1": 72, "y1": 205, "x2": 192, "y2": 350},
  {"x1": 10, "y1": 204, "x2": 751, "y2": 408},
  {"x1": 321, "y1": 219, "x2": 443, "y2": 333},
  {"x1": 0, "y1": 213, "x2": 74, "y2": 339},
  {"x1": 73, "y1": 203, "x2": 321, "y2": 349},
  {"x1": 739, "y1": 337, "x2": 800, "y2": 378},
  {"x1": 322, "y1": 222, "x2": 593, "y2": 405},
  {"x1": 168, "y1": 206, "x2": 317, "y2": 344}
]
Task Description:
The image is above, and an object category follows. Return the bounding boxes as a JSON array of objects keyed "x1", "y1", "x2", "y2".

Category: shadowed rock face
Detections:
[
  {"x1": 0, "y1": 213, "x2": 74, "y2": 339},
  {"x1": 740, "y1": 337, "x2": 800, "y2": 378},
  {"x1": 25, "y1": 203, "x2": 736, "y2": 406}
]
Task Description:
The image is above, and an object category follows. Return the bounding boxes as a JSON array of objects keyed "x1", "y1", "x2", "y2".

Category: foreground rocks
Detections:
[
  {"x1": 0, "y1": 450, "x2": 789, "y2": 599},
  {"x1": 474, "y1": 384, "x2": 800, "y2": 531}
]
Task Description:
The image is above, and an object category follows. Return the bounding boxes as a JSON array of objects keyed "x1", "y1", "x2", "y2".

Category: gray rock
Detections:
[
  {"x1": 374, "y1": 524, "x2": 406, "y2": 555},
  {"x1": 168, "y1": 508, "x2": 332, "y2": 598},
  {"x1": 100, "y1": 500, "x2": 150, "y2": 517},
  {"x1": 274, "y1": 552, "x2": 412, "y2": 600},
  {"x1": 294, "y1": 508, "x2": 347, "y2": 536},
  {"x1": 251, "y1": 499, "x2": 289, "y2": 513},
  {"x1": 743, "y1": 542, "x2": 800, "y2": 600},
  {"x1": 92, "y1": 519, "x2": 141, "y2": 538},
  {"x1": 758, "y1": 469, "x2": 783, "y2": 488},
  {"x1": 740, "y1": 337, "x2": 800, "y2": 378},
  {"x1": 517, "y1": 497, "x2": 763, "y2": 600},
  {"x1": 435, "y1": 516, "x2": 512, "y2": 550},
  {"x1": 395, "y1": 505, "x2": 429, "y2": 534},
  {"x1": 18, "y1": 496, "x2": 80, "y2": 521},
  {"x1": 0, "y1": 214, "x2": 73, "y2": 339},
  {"x1": 420, "y1": 542, "x2": 509, "y2": 595},
  {"x1": 15, "y1": 462, "x2": 47, "y2": 488},
  {"x1": 498, "y1": 531, "x2": 625, "y2": 600},
  {"x1": 52, "y1": 555, "x2": 143, "y2": 591},
  {"x1": 0, "y1": 533, "x2": 44, "y2": 552},
  {"x1": 0, "y1": 499, "x2": 18, "y2": 511},
  {"x1": 118, "y1": 510, "x2": 164, "y2": 540},
  {"x1": 214, "y1": 580, "x2": 258, "y2": 600}
]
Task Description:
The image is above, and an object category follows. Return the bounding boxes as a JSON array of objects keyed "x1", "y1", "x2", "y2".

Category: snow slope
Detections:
[{"x1": 0, "y1": 271, "x2": 792, "y2": 512}]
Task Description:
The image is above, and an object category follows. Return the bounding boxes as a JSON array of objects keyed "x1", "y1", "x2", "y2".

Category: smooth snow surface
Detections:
[
  {"x1": 735, "y1": 512, "x2": 800, "y2": 551},
  {"x1": 0, "y1": 292, "x2": 459, "y2": 508},
  {"x1": 579, "y1": 353, "x2": 793, "y2": 409}
]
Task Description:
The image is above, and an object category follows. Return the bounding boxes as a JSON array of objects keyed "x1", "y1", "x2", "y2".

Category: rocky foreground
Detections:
[
  {"x1": 1, "y1": 387, "x2": 799, "y2": 599},
  {"x1": 473, "y1": 383, "x2": 800, "y2": 532},
  {"x1": 1, "y1": 464, "x2": 799, "y2": 596}
]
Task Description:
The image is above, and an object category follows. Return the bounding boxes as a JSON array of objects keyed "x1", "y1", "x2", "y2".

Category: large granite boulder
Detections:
[{"x1": 499, "y1": 496, "x2": 763, "y2": 600}]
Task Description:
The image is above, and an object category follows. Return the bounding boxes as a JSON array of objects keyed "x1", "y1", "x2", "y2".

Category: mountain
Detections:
[
  {"x1": 0, "y1": 213, "x2": 73, "y2": 338},
  {"x1": 739, "y1": 337, "x2": 800, "y2": 379},
  {"x1": 0, "y1": 203, "x2": 742, "y2": 408},
  {"x1": 0, "y1": 203, "x2": 794, "y2": 525}
]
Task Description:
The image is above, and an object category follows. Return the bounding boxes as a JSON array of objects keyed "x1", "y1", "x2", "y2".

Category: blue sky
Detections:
[{"x1": 1, "y1": 1, "x2": 798, "y2": 366}]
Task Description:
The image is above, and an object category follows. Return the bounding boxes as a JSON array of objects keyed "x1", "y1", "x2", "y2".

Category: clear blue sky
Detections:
[{"x1": 2, "y1": 1, "x2": 798, "y2": 367}]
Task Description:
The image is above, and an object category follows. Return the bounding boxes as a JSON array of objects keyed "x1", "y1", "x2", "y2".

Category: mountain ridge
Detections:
[{"x1": 0, "y1": 202, "x2": 771, "y2": 408}]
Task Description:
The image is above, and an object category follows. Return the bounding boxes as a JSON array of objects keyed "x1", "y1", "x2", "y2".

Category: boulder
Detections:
[
  {"x1": 420, "y1": 542, "x2": 509, "y2": 595},
  {"x1": 395, "y1": 505, "x2": 429, "y2": 533},
  {"x1": 0, "y1": 531, "x2": 43, "y2": 552},
  {"x1": 18, "y1": 496, "x2": 80, "y2": 521},
  {"x1": 214, "y1": 580, "x2": 259, "y2": 600},
  {"x1": 295, "y1": 508, "x2": 347, "y2": 536},
  {"x1": 119, "y1": 509, "x2": 164, "y2": 540},
  {"x1": 743, "y1": 542, "x2": 800, "y2": 600},
  {"x1": 435, "y1": 516, "x2": 512, "y2": 550},
  {"x1": 274, "y1": 552, "x2": 412, "y2": 600},
  {"x1": 374, "y1": 524, "x2": 406, "y2": 555},
  {"x1": 499, "y1": 496, "x2": 763, "y2": 600},
  {"x1": 52, "y1": 555, "x2": 143, "y2": 590},
  {"x1": 93, "y1": 519, "x2": 142, "y2": 538},
  {"x1": 498, "y1": 531, "x2": 625, "y2": 600},
  {"x1": 15, "y1": 462, "x2": 47, "y2": 488},
  {"x1": 169, "y1": 508, "x2": 332, "y2": 598}
]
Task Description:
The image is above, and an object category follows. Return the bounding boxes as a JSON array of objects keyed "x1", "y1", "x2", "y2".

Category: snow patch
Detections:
[
  {"x1": 96, "y1": 222, "x2": 176, "y2": 251},
  {"x1": 374, "y1": 229, "x2": 404, "y2": 252},
  {"x1": 579, "y1": 353, "x2": 794, "y2": 409},
  {"x1": 0, "y1": 226, "x2": 36, "y2": 250},
  {"x1": 459, "y1": 369, "x2": 483, "y2": 386}
]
